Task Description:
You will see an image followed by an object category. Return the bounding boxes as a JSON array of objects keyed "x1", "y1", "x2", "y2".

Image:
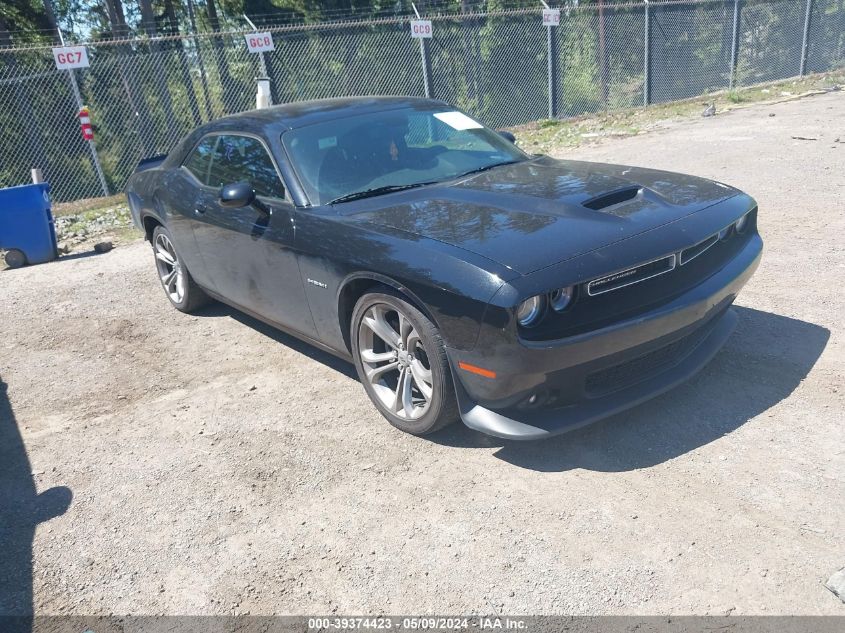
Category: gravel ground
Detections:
[{"x1": 1, "y1": 92, "x2": 843, "y2": 616}]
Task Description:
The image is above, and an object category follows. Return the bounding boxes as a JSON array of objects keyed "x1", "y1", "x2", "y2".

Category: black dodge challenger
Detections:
[{"x1": 126, "y1": 97, "x2": 762, "y2": 440}]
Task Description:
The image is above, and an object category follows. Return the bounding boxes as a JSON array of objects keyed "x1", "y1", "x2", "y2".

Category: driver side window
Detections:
[{"x1": 185, "y1": 134, "x2": 285, "y2": 200}]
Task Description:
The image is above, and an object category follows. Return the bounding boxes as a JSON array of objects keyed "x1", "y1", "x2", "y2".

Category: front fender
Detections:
[{"x1": 295, "y1": 212, "x2": 514, "y2": 354}]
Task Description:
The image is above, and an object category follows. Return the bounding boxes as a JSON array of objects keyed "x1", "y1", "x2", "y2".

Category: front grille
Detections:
[
  {"x1": 680, "y1": 234, "x2": 719, "y2": 265},
  {"x1": 520, "y1": 229, "x2": 752, "y2": 342},
  {"x1": 584, "y1": 318, "x2": 717, "y2": 397},
  {"x1": 587, "y1": 254, "x2": 676, "y2": 296}
]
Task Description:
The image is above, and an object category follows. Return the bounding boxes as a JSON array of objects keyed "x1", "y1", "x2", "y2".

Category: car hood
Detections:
[{"x1": 349, "y1": 156, "x2": 739, "y2": 275}]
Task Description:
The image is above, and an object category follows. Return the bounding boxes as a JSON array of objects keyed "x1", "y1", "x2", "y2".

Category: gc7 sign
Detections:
[
  {"x1": 52, "y1": 46, "x2": 90, "y2": 70},
  {"x1": 245, "y1": 32, "x2": 274, "y2": 53},
  {"x1": 410, "y1": 20, "x2": 432, "y2": 39}
]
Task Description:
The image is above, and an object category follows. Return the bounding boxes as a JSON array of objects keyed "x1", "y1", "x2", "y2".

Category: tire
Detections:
[
  {"x1": 151, "y1": 225, "x2": 210, "y2": 313},
  {"x1": 351, "y1": 289, "x2": 459, "y2": 435},
  {"x1": 4, "y1": 249, "x2": 27, "y2": 269}
]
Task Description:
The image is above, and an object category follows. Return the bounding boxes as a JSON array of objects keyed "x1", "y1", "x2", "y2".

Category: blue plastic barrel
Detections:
[{"x1": 0, "y1": 183, "x2": 58, "y2": 268}]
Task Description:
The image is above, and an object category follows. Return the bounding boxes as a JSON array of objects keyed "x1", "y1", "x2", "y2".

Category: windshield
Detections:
[{"x1": 282, "y1": 107, "x2": 528, "y2": 206}]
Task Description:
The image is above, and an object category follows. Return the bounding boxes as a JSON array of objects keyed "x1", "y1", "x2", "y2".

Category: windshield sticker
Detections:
[
  {"x1": 434, "y1": 111, "x2": 483, "y2": 130},
  {"x1": 318, "y1": 136, "x2": 338, "y2": 150}
]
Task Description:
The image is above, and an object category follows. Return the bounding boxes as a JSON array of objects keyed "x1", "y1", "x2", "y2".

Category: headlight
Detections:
[
  {"x1": 718, "y1": 226, "x2": 731, "y2": 241},
  {"x1": 735, "y1": 213, "x2": 749, "y2": 233},
  {"x1": 516, "y1": 295, "x2": 546, "y2": 327},
  {"x1": 549, "y1": 286, "x2": 574, "y2": 312}
]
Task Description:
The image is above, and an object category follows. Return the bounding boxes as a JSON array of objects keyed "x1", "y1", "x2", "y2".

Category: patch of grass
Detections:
[
  {"x1": 511, "y1": 69, "x2": 845, "y2": 156},
  {"x1": 53, "y1": 193, "x2": 126, "y2": 217}
]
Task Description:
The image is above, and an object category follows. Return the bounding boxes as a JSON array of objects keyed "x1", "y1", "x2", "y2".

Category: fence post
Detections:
[
  {"x1": 643, "y1": 0, "x2": 651, "y2": 106},
  {"x1": 800, "y1": 0, "x2": 814, "y2": 76},
  {"x1": 55, "y1": 30, "x2": 108, "y2": 196},
  {"x1": 547, "y1": 23, "x2": 558, "y2": 118},
  {"x1": 67, "y1": 71, "x2": 109, "y2": 197},
  {"x1": 419, "y1": 37, "x2": 433, "y2": 98},
  {"x1": 412, "y1": 4, "x2": 434, "y2": 99},
  {"x1": 244, "y1": 13, "x2": 274, "y2": 106},
  {"x1": 729, "y1": 0, "x2": 741, "y2": 89}
]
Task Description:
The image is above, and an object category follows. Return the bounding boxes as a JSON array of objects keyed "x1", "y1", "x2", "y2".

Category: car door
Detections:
[
  {"x1": 186, "y1": 133, "x2": 317, "y2": 338},
  {"x1": 155, "y1": 136, "x2": 219, "y2": 291}
]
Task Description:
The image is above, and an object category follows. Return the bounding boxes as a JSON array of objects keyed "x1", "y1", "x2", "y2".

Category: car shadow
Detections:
[
  {"x1": 193, "y1": 303, "x2": 828, "y2": 473},
  {"x1": 0, "y1": 378, "x2": 72, "y2": 630},
  {"x1": 57, "y1": 250, "x2": 105, "y2": 263},
  {"x1": 195, "y1": 302, "x2": 357, "y2": 379},
  {"x1": 427, "y1": 306, "x2": 830, "y2": 472}
]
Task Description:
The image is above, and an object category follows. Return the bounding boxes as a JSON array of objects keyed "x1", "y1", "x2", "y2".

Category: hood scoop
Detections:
[{"x1": 582, "y1": 186, "x2": 642, "y2": 211}]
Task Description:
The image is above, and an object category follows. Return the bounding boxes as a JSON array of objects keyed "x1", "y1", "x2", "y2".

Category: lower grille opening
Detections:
[{"x1": 584, "y1": 318, "x2": 719, "y2": 398}]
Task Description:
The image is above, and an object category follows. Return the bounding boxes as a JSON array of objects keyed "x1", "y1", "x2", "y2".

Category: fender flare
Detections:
[{"x1": 336, "y1": 271, "x2": 443, "y2": 350}]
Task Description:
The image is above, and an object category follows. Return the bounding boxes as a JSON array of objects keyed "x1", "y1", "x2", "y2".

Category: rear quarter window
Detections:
[{"x1": 183, "y1": 137, "x2": 216, "y2": 184}]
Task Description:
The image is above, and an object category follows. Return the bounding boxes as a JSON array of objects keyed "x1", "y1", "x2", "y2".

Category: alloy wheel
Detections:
[
  {"x1": 358, "y1": 304, "x2": 435, "y2": 420},
  {"x1": 153, "y1": 233, "x2": 186, "y2": 304}
]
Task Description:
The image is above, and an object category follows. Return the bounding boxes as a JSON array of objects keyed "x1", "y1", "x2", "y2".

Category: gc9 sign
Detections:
[
  {"x1": 410, "y1": 20, "x2": 433, "y2": 39},
  {"x1": 52, "y1": 46, "x2": 90, "y2": 70},
  {"x1": 245, "y1": 33, "x2": 275, "y2": 53},
  {"x1": 542, "y1": 9, "x2": 561, "y2": 27}
]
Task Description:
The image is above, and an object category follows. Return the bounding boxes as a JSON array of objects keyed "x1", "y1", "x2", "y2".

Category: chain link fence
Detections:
[{"x1": 1, "y1": 0, "x2": 843, "y2": 204}]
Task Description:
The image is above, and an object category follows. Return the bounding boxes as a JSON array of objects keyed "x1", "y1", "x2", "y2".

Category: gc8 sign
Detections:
[
  {"x1": 245, "y1": 32, "x2": 274, "y2": 53},
  {"x1": 52, "y1": 46, "x2": 90, "y2": 70},
  {"x1": 410, "y1": 20, "x2": 432, "y2": 39}
]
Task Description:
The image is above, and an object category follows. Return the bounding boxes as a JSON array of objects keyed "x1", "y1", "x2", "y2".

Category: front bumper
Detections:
[{"x1": 447, "y1": 234, "x2": 762, "y2": 440}]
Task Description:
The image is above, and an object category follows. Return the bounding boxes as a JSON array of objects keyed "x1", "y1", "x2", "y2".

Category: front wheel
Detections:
[
  {"x1": 351, "y1": 290, "x2": 458, "y2": 436},
  {"x1": 151, "y1": 226, "x2": 209, "y2": 313}
]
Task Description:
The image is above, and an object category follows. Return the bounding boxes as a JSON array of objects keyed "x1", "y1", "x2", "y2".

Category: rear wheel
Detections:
[
  {"x1": 351, "y1": 290, "x2": 458, "y2": 435},
  {"x1": 151, "y1": 226, "x2": 209, "y2": 313}
]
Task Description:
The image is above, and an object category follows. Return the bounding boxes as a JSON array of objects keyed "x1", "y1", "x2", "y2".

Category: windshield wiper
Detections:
[
  {"x1": 328, "y1": 182, "x2": 436, "y2": 205},
  {"x1": 454, "y1": 160, "x2": 523, "y2": 180}
]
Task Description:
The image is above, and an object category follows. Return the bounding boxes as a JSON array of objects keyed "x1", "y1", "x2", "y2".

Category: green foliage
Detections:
[
  {"x1": 0, "y1": 0, "x2": 54, "y2": 44},
  {"x1": 2, "y1": 1, "x2": 845, "y2": 202}
]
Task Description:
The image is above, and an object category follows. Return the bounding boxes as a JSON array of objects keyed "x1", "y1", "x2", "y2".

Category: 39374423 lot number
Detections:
[{"x1": 307, "y1": 618, "x2": 472, "y2": 630}]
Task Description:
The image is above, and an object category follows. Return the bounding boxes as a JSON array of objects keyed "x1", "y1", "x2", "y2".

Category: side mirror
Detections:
[
  {"x1": 498, "y1": 130, "x2": 516, "y2": 144},
  {"x1": 219, "y1": 182, "x2": 255, "y2": 208}
]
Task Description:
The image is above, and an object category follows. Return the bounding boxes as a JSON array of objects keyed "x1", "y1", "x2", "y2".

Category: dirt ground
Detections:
[{"x1": 1, "y1": 92, "x2": 843, "y2": 616}]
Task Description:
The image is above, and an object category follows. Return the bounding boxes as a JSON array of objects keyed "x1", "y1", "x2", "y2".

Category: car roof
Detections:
[{"x1": 202, "y1": 96, "x2": 450, "y2": 134}]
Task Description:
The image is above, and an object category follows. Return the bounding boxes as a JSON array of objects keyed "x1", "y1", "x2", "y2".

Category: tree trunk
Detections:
[
  {"x1": 186, "y1": 0, "x2": 213, "y2": 119},
  {"x1": 138, "y1": 0, "x2": 179, "y2": 146},
  {"x1": 162, "y1": 0, "x2": 202, "y2": 126},
  {"x1": 103, "y1": 0, "x2": 129, "y2": 38},
  {"x1": 597, "y1": 0, "x2": 609, "y2": 107},
  {"x1": 206, "y1": 0, "x2": 239, "y2": 114},
  {"x1": 101, "y1": 0, "x2": 154, "y2": 157}
]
